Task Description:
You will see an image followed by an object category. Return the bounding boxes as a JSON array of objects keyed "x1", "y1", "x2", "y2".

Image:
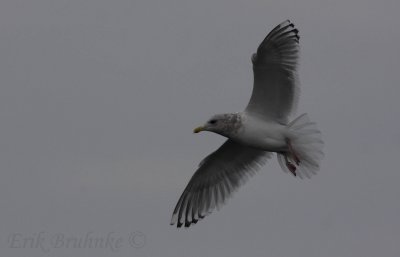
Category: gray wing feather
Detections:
[
  {"x1": 245, "y1": 20, "x2": 300, "y2": 123},
  {"x1": 170, "y1": 140, "x2": 271, "y2": 228}
]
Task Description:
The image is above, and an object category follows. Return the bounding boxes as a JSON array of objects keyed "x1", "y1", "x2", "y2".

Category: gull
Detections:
[{"x1": 171, "y1": 20, "x2": 324, "y2": 228}]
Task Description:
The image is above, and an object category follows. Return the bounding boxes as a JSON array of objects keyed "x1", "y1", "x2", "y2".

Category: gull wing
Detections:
[
  {"x1": 245, "y1": 20, "x2": 300, "y2": 123},
  {"x1": 170, "y1": 140, "x2": 271, "y2": 228}
]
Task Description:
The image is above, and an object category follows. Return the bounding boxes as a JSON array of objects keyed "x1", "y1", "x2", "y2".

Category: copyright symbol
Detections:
[{"x1": 128, "y1": 231, "x2": 146, "y2": 248}]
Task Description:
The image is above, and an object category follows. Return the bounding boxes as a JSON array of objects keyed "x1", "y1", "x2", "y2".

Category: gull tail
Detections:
[{"x1": 277, "y1": 113, "x2": 324, "y2": 178}]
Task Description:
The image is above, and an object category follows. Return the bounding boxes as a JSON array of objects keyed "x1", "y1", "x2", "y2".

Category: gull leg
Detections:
[
  {"x1": 286, "y1": 138, "x2": 300, "y2": 165},
  {"x1": 284, "y1": 154, "x2": 297, "y2": 176}
]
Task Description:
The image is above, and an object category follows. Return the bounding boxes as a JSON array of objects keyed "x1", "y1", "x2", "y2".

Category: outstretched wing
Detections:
[
  {"x1": 171, "y1": 140, "x2": 271, "y2": 228},
  {"x1": 245, "y1": 20, "x2": 300, "y2": 123}
]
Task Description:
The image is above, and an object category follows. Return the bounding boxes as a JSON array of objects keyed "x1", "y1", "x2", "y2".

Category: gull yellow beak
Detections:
[{"x1": 193, "y1": 126, "x2": 204, "y2": 133}]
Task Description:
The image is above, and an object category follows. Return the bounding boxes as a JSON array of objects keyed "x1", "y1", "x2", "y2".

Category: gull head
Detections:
[{"x1": 193, "y1": 113, "x2": 242, "y2": 137}]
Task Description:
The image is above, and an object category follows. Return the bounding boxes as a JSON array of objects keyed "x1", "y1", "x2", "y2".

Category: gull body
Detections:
[
  {"x1": 203, "y1": 112, "x2": 290, "y2": 152},
  {"x1": 233, "y1": 113, "x2": 289, "y2": 152}
]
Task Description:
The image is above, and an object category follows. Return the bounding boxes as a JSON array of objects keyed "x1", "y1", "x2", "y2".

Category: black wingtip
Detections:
[
  {"x1": 177, "y1": 221, "x2": 183, "y2": 228},
  {"x1": 184, "y1": 217, "x2": 192, "y2": 227}
]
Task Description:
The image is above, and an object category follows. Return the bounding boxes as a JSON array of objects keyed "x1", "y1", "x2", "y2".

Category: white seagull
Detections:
[{"x1": 171, "y1": 20, "x2": 324, "y2": 228}]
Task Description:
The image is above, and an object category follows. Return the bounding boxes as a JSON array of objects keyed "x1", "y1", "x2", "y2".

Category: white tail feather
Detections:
[{"x1": 277, "y1": 113, "x2": 324, "y2": 179}]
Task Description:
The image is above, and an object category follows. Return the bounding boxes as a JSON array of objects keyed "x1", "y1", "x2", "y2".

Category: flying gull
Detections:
[{"x1": 171, "y1": 20, "x2": 324, "y2": 228}]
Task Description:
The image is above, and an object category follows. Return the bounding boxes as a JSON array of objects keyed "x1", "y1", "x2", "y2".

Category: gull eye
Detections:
[{"x1": 208, "y1": 119, "x2": 217, "y2": 125}]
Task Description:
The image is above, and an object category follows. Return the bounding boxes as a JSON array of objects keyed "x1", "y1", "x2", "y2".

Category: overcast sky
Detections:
[{"x1": 1, "y1": 0, "x2": 399, "y2": 256}]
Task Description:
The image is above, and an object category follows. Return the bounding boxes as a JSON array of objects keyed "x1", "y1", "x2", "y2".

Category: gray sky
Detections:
[{"x1": 1, "y1": 0, "x2": 399, "y2": 256}]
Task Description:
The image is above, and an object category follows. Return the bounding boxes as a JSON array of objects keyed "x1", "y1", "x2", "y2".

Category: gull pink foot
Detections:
[
  {"x1": 287, "y1": 162, "x2": 297, "y2": 176},
  {"x1": 286, "y1": 138, "x2": 300, "y2": 165},
  {"x1": 284, "y1": 154, "x2": 297, "y2": 176}
]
